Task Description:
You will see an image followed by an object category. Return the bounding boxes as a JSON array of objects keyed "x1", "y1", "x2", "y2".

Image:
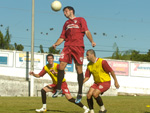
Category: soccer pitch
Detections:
[{"x1": 0, "y1": 96, "x2": 150, "y2": 113}]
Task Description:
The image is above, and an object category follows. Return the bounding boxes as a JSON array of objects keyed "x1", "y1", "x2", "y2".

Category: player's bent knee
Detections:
[
  {"x1": 65, "y1": 94, "x2": 72, "y2": 100},
  {"x1": 59, "y1": 62, "x2": 67, "y2": 69},
  {"x1": 87, "y1": 93, "x2": 92, "y2": 99},
  {"x1": 92, "y1": 93, "x2": 99, "y2": 98}
]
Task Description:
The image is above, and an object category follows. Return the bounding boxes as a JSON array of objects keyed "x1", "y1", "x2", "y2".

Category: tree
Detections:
[
  {"x1": 147, "y1": 49, "x2": 150, "y2": 55},
  {"x1": 110, "y1": 44, "x2": 150, "y2": 62},
  {"x1": 0, "y1": 31, "x2": 4, "y2": 49},
  {"x1": 130, "y1": 50, "x2": 140, "y2": 61},
  {"x1": 122, "y1": 50, "x2": 132, "y2": 60},
  {"x1": 0, "y1": 27, "x2": 13, "y2": 50},
  {"x1": 146, "y1": 49, "x2": 150, "y2": 61},
  {"x1": 14, "y1": 43, "x2": 24, "y2": 51},
  {"x1": 48, "y1": 46, "x2": 60, "y2": 54},
  {"x1": 112, "y1": 42, "x2": 122, "y2": 59},
  {"x1": 0, "y1": 27, "x2": 24, "y2": 51},
  {"x1": 4, "y1": 27, "x2": 11, "y2": 49},
  {"x1": 39, "y1": 45, "x2": 44, "y2": 53}
]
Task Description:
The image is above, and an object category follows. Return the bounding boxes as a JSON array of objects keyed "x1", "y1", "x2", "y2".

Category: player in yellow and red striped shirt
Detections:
[
  {"x1": 83, "y1": 49, "x2": 120, "y2": 113},
  {"x1": 29, "y1": 54, "x2": 89, "y2": 113}
]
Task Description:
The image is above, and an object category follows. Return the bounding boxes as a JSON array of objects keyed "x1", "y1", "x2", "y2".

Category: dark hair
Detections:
[
  {"x1": 63, "y1": 6, "x2": 75, "y2": 14},
  {"x1": 87, "y1": 49, "x2": 96, "y2": 57},
  {"x1": 46, "y1": 53, "x2": 54, "y2": 60}
]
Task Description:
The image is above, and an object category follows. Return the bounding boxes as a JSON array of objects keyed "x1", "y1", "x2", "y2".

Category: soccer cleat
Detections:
[
  {"x1": 52, "y1": 89, "x2": 62, "y2": 98},
  {"x1": 35, "y1": 108, "x2": 47, "y2": 112},
  {"x1": 90, "y1": 109, "x2": 95, "y2": 113},
  {"x1": 75, "y1": 94, "x2": 82, "y2": 103},
  {"x1": 99, "y1": 110, "x2": 107, "y2": 113},
  {"x1": 84, "y1": 108, "x2": 90, "y2": 113}
]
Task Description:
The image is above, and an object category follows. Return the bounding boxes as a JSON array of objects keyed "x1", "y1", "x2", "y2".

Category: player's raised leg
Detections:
[
  {"x1": 52, "y1": 69, "x2": 64, "y2": 98},
  {"x1": 75, "y1": 63, "x2": 83, "y2": 103},
  {"x1": 52, "y1": 62, "x2": 67, "y2": 98}
]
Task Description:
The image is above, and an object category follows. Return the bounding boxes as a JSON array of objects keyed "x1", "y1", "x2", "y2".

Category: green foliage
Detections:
[
  {"x1": 112, "y1": 42, "x2": 123, "y2": 59},
  {"x1": 0, "y1": 31, "x2": 4, "y2": 49},
  {"x1": 0, "y1": 27, "x2": 12, "y2": 49},
  {"x1": 38, "y1": 45, "x2": 60, "y2": 54},
  {"x1": 4, "y1": 27, "x2": 11, "y2": 49},
  {"x1": 110, "y1": 43, "x2": 150, "y2": 62},
  {"x1": 39, "y1": 45, "x2": 44, "y2": 53},
  {"x1": 0, "y1": 27, "x2": 24, "y2": 51},
  {"x1": 48, "y1": 46, "x2": 60, "y2": 54},
  {"x1": 14, "y1": 43, "x2": 24, "y2": 51}
]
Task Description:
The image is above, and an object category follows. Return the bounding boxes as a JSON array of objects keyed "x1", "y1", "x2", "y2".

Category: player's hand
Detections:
[
  {"x1": 92, "y1": 42, "x2": 96, "y2": 47},
  {"x1": 52, "y1": 44, "x2": 57, "y2": 49},
  {"x1": 115, "y1": 82, "x2": 120, "y2": 89},
  {"x1": 29, "y1": 71, "x2": 35, "y2": 76},
  {"x1": 50, "y1": 69, "x2": 58, "y2": 74}
]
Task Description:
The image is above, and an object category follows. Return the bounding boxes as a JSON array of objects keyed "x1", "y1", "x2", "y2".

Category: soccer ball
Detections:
[{"x1": 51, "y1": 0, "x2": 62, "y2": 12}]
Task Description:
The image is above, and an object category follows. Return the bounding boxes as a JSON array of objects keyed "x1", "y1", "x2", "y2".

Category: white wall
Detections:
[{"x1": 0, "y1": 49, "x2": 150, "y2": 95}]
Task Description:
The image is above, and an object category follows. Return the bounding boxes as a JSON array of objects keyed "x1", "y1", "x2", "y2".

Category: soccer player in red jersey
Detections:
[
  {"x1": 52, "y1": 6, "x2": 96, "y2": 103},
  {"x1": 84, "y1": 49, "x2": 120, "y2": 113},
  {"x1": 29, "y1": 54, "x2": 89, "y2": 113}
]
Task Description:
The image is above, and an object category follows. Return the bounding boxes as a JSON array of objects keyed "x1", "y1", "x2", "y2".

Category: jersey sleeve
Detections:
[
  {"x1": 102, "y1": 60, "x2": 113, "y2": 73},
  {"x1": 60, "y1": 23, "x2": 66, "y2": 39},
  {"x1": 80, "y1": 17, "x2": 89, "y2": 32},
  {"x1": 57, "y1": 64, "x2": 59, "y2": 70},
  {"x1": 85, "y1": 68, "x2": 91, "y2": 77},
  {"x1": 39, "y1": 67, "x2": 47, "y2": 77}
]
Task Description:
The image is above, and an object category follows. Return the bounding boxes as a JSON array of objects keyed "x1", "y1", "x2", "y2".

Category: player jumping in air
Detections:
[{"x1": 52, "y1": 6, "x2": 96, "y2": 103}]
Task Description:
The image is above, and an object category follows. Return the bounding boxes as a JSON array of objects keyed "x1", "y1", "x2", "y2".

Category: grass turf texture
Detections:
[{"x1": 0, "y1": 96, "x2": 150, "y2": 113}]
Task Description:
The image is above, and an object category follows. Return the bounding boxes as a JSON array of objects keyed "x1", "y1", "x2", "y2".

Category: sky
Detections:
[{"x1": 0, "y1": 0, "x2": 150, "y2": 58}]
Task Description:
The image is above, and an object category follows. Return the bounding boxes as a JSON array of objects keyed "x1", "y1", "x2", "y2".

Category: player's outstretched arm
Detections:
[
  {"x1": 110, "y1": 71, "x2": 120, "y2": 89},
  {"x1": 85, "y1": 30, "x2": 96, "y2": 47},
  {"x1": 83, "y1": 77, "x2": 90, "y2": 84},
  {"x1": 29, "y1": 71, "x2": 40, "y2": 78},
  {"x1": 53, "y1": 38, "x2": 64, "y2": 49}
]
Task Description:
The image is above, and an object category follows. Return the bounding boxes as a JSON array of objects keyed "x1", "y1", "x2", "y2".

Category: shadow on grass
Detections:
[
  {"x1": 144, "y1": 112, "x2": 150, "y2": 113},
  {"x1": 47, "y1": 109, "x2": 65, "y2": 112},
  {"x1": 20, "y1": 109, "x2": 66, "y2": 112}
]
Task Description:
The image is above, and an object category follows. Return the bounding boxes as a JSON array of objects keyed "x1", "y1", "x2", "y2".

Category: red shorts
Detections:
[
  {"x1": 91, "y1": 81, "x2": 111, "y2": 93},
  {"x1": 49, "y1": 82, "x2": 70, "y2": 94},
  {"x1": 59, "y1": 46, "x2": 84, "y2": 65}
]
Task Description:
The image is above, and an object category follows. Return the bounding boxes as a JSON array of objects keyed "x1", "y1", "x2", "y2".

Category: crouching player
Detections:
[
  {"x1": 29, "y1": 53, "x2": 89, "y2": 113},
  {"x1": 84, "y1": 49, "x2": 120, "y2": 113}
]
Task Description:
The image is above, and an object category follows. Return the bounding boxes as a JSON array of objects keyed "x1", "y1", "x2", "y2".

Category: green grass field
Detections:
[{"x1": 0, "y1": 96, "x2": 150, "y2": 113}]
